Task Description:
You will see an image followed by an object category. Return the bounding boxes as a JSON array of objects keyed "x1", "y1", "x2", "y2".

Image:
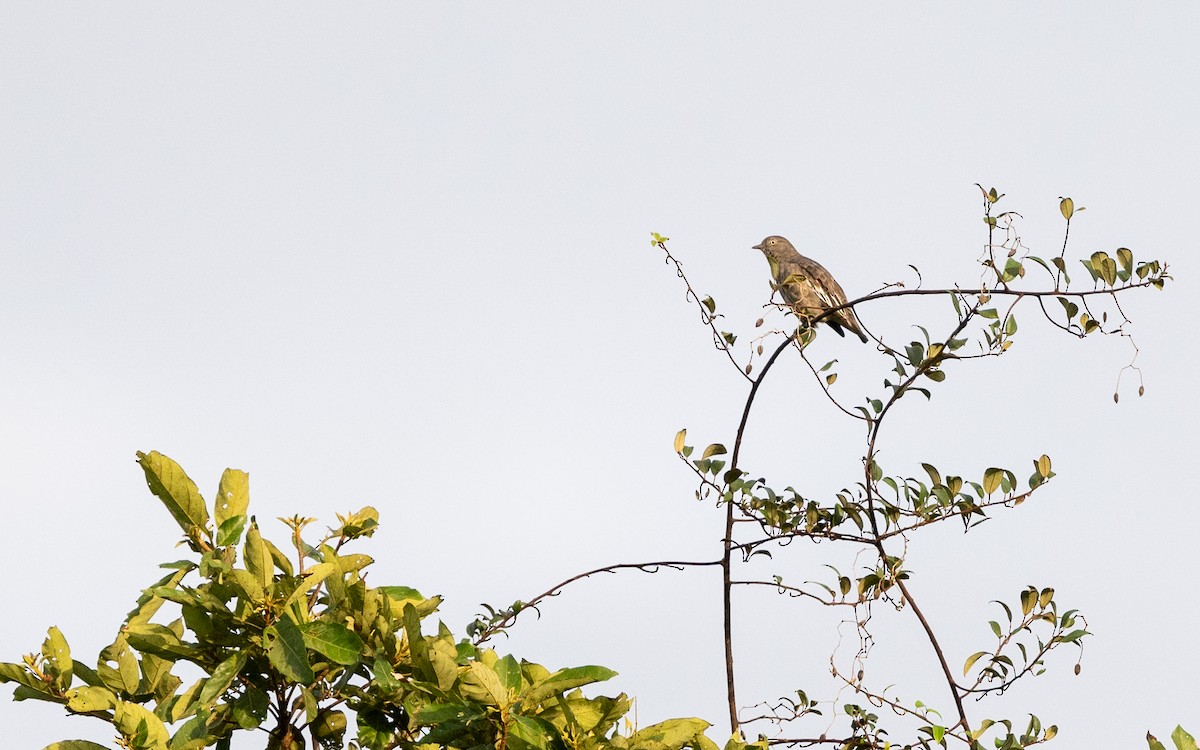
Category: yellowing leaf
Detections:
[
  {"x1": 1038, "y1": 587, "x2": 1055, "y2": 609},
  {"x1": 215, "y1": 468, "x2": 249, "y2": 528},
  {"x1": 963, "y1": 651, "x2": 987, "y2": 676},
  {"x1": 1037, "y1": 454, "x2": 1052, "y2": 478},
  {"x1": 1060, "y1": 197, "x2": 1074, "y2": 220},
  {"x1": 136, "y1": 451, "x2": 210, "y2": 542},
  {"x1": 982, "y1": 468, "x2": 1003, "y2": 495}
]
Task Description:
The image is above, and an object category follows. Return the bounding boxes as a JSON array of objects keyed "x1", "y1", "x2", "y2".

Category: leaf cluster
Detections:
[{"x1": 2, "y1": 452, "x2": 731, "y2": 750}]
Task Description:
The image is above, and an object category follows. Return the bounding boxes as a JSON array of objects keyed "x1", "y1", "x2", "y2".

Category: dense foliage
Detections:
[{"x1": 0, "y1": 451, "x2": 730, "y2": 750}]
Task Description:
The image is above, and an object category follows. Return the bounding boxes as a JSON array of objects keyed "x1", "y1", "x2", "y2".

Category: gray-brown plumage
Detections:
[{"x1": 753, "y1": 235, "x2": 868, "y2": 343}]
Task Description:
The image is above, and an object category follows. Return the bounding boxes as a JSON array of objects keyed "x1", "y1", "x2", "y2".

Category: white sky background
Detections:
[{"x1": 2, "y1": 3, "x2": 1197, "y2": 748}]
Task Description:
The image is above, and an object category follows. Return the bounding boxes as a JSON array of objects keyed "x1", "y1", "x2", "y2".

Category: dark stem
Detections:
[
  {"x1": 724, "y1": 334, "x2": 797, "y2": 733},
  {"x1": 474, "y1": 559, "x2": 722, "y2": 644},
  {"x1": 856, "y1": 310, "x2": 979, "y2": 732},
  {"x1": 721, "y1": 497, "x2": 737, "y2": 733}
]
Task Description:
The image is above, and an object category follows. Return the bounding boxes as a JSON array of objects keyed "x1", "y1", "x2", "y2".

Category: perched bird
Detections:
[{"x1": 753, "y1": 235, "x2": 868, "y2": 343}]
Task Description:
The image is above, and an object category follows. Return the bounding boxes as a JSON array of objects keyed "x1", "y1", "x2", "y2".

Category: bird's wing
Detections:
[{"x1": 811, "y1": 283, "x2": 842, "y2": 310}]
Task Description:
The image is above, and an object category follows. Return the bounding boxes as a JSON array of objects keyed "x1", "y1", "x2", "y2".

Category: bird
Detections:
[{"x1": 753, "y1": 235, "x2": 868, "y2": 343}]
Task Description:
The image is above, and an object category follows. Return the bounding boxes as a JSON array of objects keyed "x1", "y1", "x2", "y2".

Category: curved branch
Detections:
[
  {"x1": 834, "y1": 275, "x2": 1167, "y2": 317},
  {"x1": 731, "y1": 485, "x2": 1041, "y2": 554},
  {"x1": 472, "y1": 558, "x2": 722, "y2": 644},
  {"x1": 655, "y1": 239, "x2": 753, "y2": 381},
  {"x1": 856, "y1": 309, "x2": 980, "y2": 732},
  {"x1": 670, "y1": 239, "x2": 1166, "y2": 740},
  {"x1": 730, "y1": 579, "x2": 860, "y2": 608}
]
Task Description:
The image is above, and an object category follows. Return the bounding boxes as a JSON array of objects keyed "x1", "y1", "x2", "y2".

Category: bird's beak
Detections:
[{"x1": 752, "y1": 242, "x2": 764, "y2": 251}]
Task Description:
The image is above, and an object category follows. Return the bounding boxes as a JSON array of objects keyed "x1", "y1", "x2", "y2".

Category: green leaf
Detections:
[
  {"x1": 263, "y1": 538, "x2": 294, "y2": 577},
  {"x1": 226, "y1": 568, "x2": 265, "y2": 604},
  {"x1": 198, "y1": 652, "x2": 247, "y2": 707},
  {"x1": 371, "y1": 657, "x2": 400, "y2": 693},
  {"x1": 869, "y1": 460, "x2": 883, "y2": 481},
  {"x1": 136, "y1": 451, "x2": 210, "y2": 543},
  {"x1": 905, "y1": 343, "x2": 923, "y2": 367},
  {"x1": 42, "y1": 743, "x2": 114, "y2": 750},
  {"x1": 127, "y1": 568, "x2": 189, "y2": 628},
  {"x1": 299, "y1": 685, "x2": 318, "y2": 723},
  {"x1": 214, "y1": 468, "x2": 249, "y2": 529},
  {"x1": 630, "y1": 718, "x2": 711, "y2": 750},
  {"x1": 508, "y1": 714, "x2": 563, "y2": 750},
  {"x1": 65, "y1": 685, "x2": 118, "y2": 713},
  {"x1": 283, "y1": 562, "x2": 339, "y2": 610},
  {"x1": 428, "y1": 643, "x2": 460, "y2": 692},
  {"x1": 124, "y1": 623, "x2": 205, "y2": 665},
  {"x1": 168, "y1": 678, "x2": 206, "y2": 723},
  {"x1": 215, "y1": 515, "x2": 247, "y2": 548},
  {"x1": 140, "y1": 652, "x2": 176, "y2": 701},
  {"x1": 170, "y1": 708, "x2": 210, "y2": 750},
  {"x1": 1172, "y1": 726, "x2": 1199, "y2": 750},
  {"x1": 244, "y1": 521, "x2": 273, "y2": 590},
  {"x1": 42, "y1": 626, "x2": 73, "y2": 692},
  {"x1": 1027, "y1": 255, "x2": 1054, "y2": 275},
  {"x1": 701, "y1": 443, "x2": 727, "y2": 460},
  {"x1": 300, "y1": 621, "x2": 364, "y2": 666},
  {"x1": 335, "y1": 552, "x2": 372, "y2": 573},
  {"x1": 97, "y1": 638, "x2": 141, "y2": 696},
  {"x1": 113, "y1": 701, "x2": 170, "y2": 749},
  {"x1": 380, "y1": 585, "x2": 424, "y2": 602},
  {"x1": 401, "y1": 603, "x2": 435, "y2": 684},
  {"x1": 312, "y1": 709, "x2": 348, "y2": 748},
  {"x1": 461, "y1": 661, "x2": 510, "y2": 706},
  {"x1": 356, "y1": 709, "x2": 396, "y2": 750},
  {"x1": 71, "y1": 661, "x2": 102, "y2": 688},
  {"x1": 1002, "y1": 258, "x2": 1023, "y2": 281},
  {"x1": 415, "y1": 700, "x2": 488, "y2": 728},
  {"x1": 230, "y1": 686, "x2": 268, "y2": 729},
  {"x1": 335, "y1": 506, "x2": 379, "y2": 540},
  {"x1": 523, "y1": 665, "x2": 617, "y2": 705},
  {"x1": 493, "y1": 654, "x2": 524, "y2": 693},
  {"x1": 264, "y1": 616, "x2": 314, "y2": 685},
  {"x1": 1147, "y1": 732, "x2": 1168, "y2": 750}
]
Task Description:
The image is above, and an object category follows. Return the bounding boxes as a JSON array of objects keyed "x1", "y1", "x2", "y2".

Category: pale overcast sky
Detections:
[{"x1": 2, "y1": 4, "x2": 1197, "y2": 748}]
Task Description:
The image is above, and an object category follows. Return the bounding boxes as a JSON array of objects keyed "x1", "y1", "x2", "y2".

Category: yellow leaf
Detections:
[
  {"x1": 1036, "y1": 454, "x2": 1052, "y2": 478},
  {"x1": 1059, "y1": 197, "x2": 1074, "y2": 220},
  {"x1": 982, "y1": 468, "x2": 1003, "y2": 495}
]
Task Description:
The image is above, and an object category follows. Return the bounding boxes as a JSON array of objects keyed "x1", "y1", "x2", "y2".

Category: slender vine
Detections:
[{"x1": 477, "y1": 190, "x2": 1169, "y2": 749}]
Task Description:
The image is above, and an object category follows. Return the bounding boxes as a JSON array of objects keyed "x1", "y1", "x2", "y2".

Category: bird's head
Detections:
[{"x1": 752, "y1": 235, "x2": 793, "y2": 260}]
